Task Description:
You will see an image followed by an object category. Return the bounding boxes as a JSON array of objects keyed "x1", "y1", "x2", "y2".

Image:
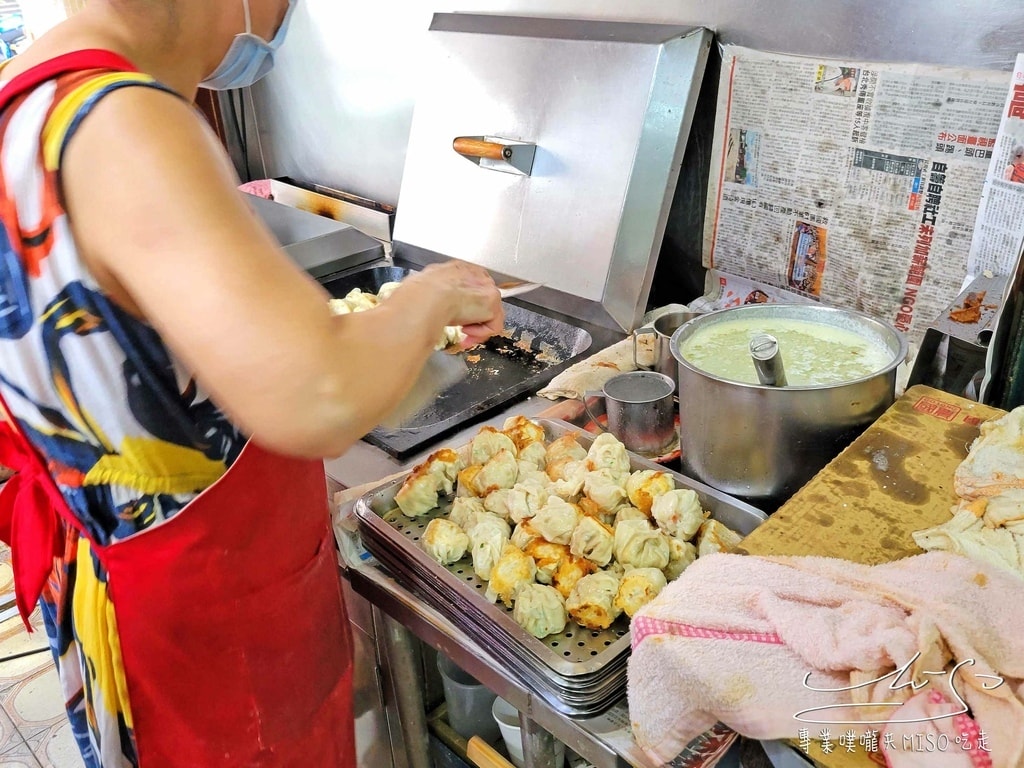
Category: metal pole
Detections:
[{"x1": 379, "y1": 612, "x2": 432, "y2": 768}]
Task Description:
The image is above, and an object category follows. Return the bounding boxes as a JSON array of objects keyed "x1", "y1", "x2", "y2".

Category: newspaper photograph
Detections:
[
  {"x1": 703, "y1": 45, "x2": 1012, "y2": 348},
  {"x1": 967, "y1": 53, "x2": 1024, "y2": 279}
]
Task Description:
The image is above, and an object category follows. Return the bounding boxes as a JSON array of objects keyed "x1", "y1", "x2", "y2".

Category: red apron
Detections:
[{"x1": 0, "y1": 51, "x2": 355, "y2": 767}]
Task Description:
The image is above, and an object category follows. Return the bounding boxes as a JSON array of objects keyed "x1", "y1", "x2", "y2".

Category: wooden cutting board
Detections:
[
  {"x1": 737, "y1": 385, "x2": 1004, "y2": 767},
  {"x1": 736, "y1": 384, "x2": 1004, "y2": 565}
]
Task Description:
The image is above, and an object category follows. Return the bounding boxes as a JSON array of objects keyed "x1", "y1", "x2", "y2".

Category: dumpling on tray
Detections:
[
  {"x1": 486, "y1": 543, "x2": 537, "y2": 606},
  {"x1": 583, "y1": 468, "x2": 627, "y2": 513},
  {"x1": 394, "y1": 448, "x2": 462, "y2": 517},
  {"x1": 471, "y1": 426, "x2": 519, "y2": 465},
  {"x1": 513, "y1": 583, "x2": 567, "y2": 639},
  {"x1": 467, "y1": 514, "x2": 511, "y2": 580},
  {"x1": 530, "y1": 497, "x2": 582, "y2": 546},
  {"x1": 569, "y1": 515, "x2": 615, "y2": 567},
  {"x1": 523, "y1": 539, "x2": 569, "y2": 585},
  {"x1": 614, "y1": 567, "x2": 667, "y2": 618},
  {"x1": 696, "y1": 519, "x2": 744, "y2": 556},
  {"x1": 566, "y1": 571, "x2": 622, "y2": 630},
  {"x1": 545, "y1": 434, "x2": 588, "y2": 481},
  {"x1": 422, "y1": 519, "x2": 470, "y2": 565},
  {"x1": 585, "y1": 432, "x2": 631, "y2": 478},
  {"x1": 502, "y1": 415, "x2": 547, "y2": 454},
  {"x1": 614, "y1": 519, "x2": 670, "y2": 570},
  {"x1": 626, "y1": 470, "x2": 675, "y2": 516},
  {"x1": 551, "y1": 552, "x2": 598, "y2": 598},
  {"x1": 651, "y1": 488, "x2": 707, "y2": 541},
  {"x1": 449, "y1": 496, "x2": 487, "y2": 532},
  {"x1": 663, "y1": 536, "x2": 698, "y2": 581},
  {"x1": 473, "y1": 449, "x2": 519, "y2": 496}
]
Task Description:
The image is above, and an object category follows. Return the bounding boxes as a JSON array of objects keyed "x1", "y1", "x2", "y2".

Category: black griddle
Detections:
[{"x1": 320, "y1": 265, "x2": 611, "y2": 459}]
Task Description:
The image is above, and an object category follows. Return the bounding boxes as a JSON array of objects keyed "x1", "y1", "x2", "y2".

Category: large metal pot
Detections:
[{"x1": 670, "y1": 304, "x2": 908, "y2": 502}]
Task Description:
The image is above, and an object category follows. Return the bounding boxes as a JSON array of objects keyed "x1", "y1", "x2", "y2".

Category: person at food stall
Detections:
[{"x1": 0, "y1": 0, "x2": 505, "y2": 766}]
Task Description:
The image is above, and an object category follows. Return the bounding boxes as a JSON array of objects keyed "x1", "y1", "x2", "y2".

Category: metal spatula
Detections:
[
  {"x1": 498, "y1": 280, "x2": 543, "y2": 298},
  {"x1": 379, "y1": 349, "x2": 468, "y2": 429}
]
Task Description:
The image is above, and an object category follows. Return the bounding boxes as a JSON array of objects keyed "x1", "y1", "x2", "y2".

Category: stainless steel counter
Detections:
[{"x1": 328, "y1": 397, "x2": 810, "y2": 768}]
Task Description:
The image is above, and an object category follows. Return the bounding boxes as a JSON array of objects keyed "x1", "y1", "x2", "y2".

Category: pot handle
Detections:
[
  {"x1": 579, "y1": 390, "x2": 609, "y2": 433},
  {"x1": 632, "y1": 325, "x2": 656, "y2": 370}
]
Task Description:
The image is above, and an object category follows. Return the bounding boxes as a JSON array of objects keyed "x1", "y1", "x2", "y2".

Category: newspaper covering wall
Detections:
[
  {"x1": 702, "y1": 46, "x2": 1011, "y2": 348},
  {"x1": 967, "y1": 53, "x2": 1024, "y2": 279}
]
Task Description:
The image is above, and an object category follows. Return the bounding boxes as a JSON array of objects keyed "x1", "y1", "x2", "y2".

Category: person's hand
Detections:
[{"x1": 401, "y1": 261, "x2": 505, "y2": 346}]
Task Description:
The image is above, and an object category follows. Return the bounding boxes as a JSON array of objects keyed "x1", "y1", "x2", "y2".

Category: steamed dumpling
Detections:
[
  {"x1": 531, "y1": 497, "x2": 582, "y2": 545},
  {"x1": 506, "y1": 480, "x2": 550, "y2": 524},
  {"x1": 513, "y1": 584, "x2": 567, "y2": 639},
  {"x1": 613, "y1": 504, "x2": 649, "y2": 526},
  {"x1": 566, "y1": 571, "x2": 622, "y2": 630},
  {"x1": 395, "y1": 462, "x2": 441, "y2": 517},
  {"x1": 437, "y1": 325, "x2": 468, "y2": 350},
  {"x1": 474, "y1": 449, "x2": 519, "y2": 495},
  {"x1": 376, "y1": 281, "x2": 401, "y2": 301},
  {"x1": 614, "y1": 567, "x2": 668, "y2": 617},
  {"x1": 651, "y1": 488, "x2": 707, "y2": 541},
  {"x1": 456, "y1": 464, "x2": 483, "y2": 497},
  {"x1": 502, "y1": 415, "x2": 547, "y2": 453},
  {"x1": 696, "y1": 519, "x2": 743, "y2": 557},
  {"x1": 524, "y1": 539, "x2": 570, "y2": 585},
  {"x1": 516, "y1": 462, "x2": 549, "y2": 487},
  {"x1": 422, "y1": 519, "x2": 470, "y2": 565},
  {"x1": 551, "y1": 552, "x2": 598, "y2": 598},
  {"x1": 471, "y1": 427, "x2": 518, "y2": 465},
  {"x1": 626, "y1": 470, "x2": 675, "y2": 516},
  {"x1": 483, "y1": 488, "x2": 513, "y2": 520},
  {"x1": 449, "y1": 496, "x2": 488, "y2": 532},
  {"x1": 486, "y1": 543, "x2": 537, "y2": 606},
  {"x1": 327, "y1": 298, "x2": 352, "y2": 315},
  {"x1": 395, "y1": 448, "x2": 463, "y2": 516},
  {"x1": 550, "y1": 460, "x2": 587, "y2": 500},
  {"x1": 517, "y1": 440, "x2": 548, "y2": 470},
  {"x1": 467, "y1": 515, "x2": 511, "y2": 580},
  {"x1": 343, "y1": 287, "x2": 379, "y2": 312},
  {"x1": 511, "y1": 520, "x2": 541, "y2": 550},
  {"x1": 585, "y1": 433, "x2": 631, "y2": 478},
  {"x1": 569, "y1": 515, "x2": 615, "y2": 567},
  {"x1": 583, "y1": 468, "x2": 627, "y2": 513},
  {"x1": 613, "y1": 518, "x2": 670, "y2": 569},
  {"x1": 426, "y1": 448, "x2": 462, "y2": 496},
  {"x1": 663, "y1": 536, "x2": 698, "y2": 581},
  {"x1": 546, "y1": 434, "x2": 588, "y2": 480}
]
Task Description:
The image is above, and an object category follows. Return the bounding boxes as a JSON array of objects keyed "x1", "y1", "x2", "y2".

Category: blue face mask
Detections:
[{"x1": 200, "y1": 0, "x2": 296, "y2": 90}]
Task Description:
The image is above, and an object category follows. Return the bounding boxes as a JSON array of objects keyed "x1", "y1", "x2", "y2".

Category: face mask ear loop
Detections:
[{"x1": 242, "y1": 0, "x2": 253, "y2": 34}]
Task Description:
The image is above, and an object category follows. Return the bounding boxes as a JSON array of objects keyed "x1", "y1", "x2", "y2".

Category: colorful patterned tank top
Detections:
[{"x1": 0, "y1": 53, "x2": 245, "y2": 767}]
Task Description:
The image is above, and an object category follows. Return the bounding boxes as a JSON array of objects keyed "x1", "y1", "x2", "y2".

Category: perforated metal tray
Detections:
[{"x1": 354, "y1": 420, "x2": 767, "y2": 705}]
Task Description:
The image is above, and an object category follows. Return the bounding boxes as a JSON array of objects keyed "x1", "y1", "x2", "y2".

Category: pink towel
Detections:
[{"x1": 628, "y1": 552, "x2": 1024, "y2": 767}]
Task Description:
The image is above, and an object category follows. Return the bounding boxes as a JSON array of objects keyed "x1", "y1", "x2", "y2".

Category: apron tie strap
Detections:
[{"x1": 0, "y1": 421, "x2": 66, "y2": 629}]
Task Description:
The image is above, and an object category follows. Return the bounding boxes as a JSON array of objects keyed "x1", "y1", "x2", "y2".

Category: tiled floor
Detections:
[{"x1": 0, "y1": 545, "x2": 81, "y2": 767}]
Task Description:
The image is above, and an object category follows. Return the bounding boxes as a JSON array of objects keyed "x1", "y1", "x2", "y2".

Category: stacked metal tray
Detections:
[{"x1": 354, "y1": 418, "x2": 768, "y2": 717}]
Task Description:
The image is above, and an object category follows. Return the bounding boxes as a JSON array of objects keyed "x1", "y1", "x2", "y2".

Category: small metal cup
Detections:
[
  {"x1": 632, "y1": 311, "x2": 698, "y2": 390},
  {"x1": 583, "y1": 371, "x2": 677, "y2": 456}
]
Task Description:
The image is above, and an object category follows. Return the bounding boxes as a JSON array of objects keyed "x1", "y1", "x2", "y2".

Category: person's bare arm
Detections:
[{"x1": 60, "y1": 87, "x2": 502, "y2": 458}]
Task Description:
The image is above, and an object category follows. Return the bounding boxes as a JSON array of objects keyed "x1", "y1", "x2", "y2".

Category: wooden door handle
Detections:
[
  {"x1": 453, "y1": 138, "x2": 512, "y2": 161},
  {"x1": 466, "y1": 735, "x2": 516, "y2": 768}
]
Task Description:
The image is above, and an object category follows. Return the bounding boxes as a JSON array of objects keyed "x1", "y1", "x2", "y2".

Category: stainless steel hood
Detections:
[{"x1": 391, "y1": 14, "x2": 711, "y2": 332}]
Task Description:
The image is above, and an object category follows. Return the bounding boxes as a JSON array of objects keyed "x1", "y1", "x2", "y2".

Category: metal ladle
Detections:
[{"x1": 750, "y1": 333, "x2": 788, "y2": 386}]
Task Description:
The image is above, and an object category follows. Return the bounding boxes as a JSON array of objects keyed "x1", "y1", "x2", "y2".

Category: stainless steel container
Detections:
[
  {"x1": 670, "y1": 304, "x2": 908, "y2": 501},
  {"x1": 632, "y1": 310, "x2": 698, "y2": 389}
]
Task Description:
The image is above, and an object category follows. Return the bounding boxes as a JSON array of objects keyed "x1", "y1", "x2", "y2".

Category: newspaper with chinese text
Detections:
[
  {"x1": 702, "y1": 46, "x2": 1011, "y2": 349},
  {"x1": 967, "y1": 53, "x2": 1024, "y2": 279}
]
